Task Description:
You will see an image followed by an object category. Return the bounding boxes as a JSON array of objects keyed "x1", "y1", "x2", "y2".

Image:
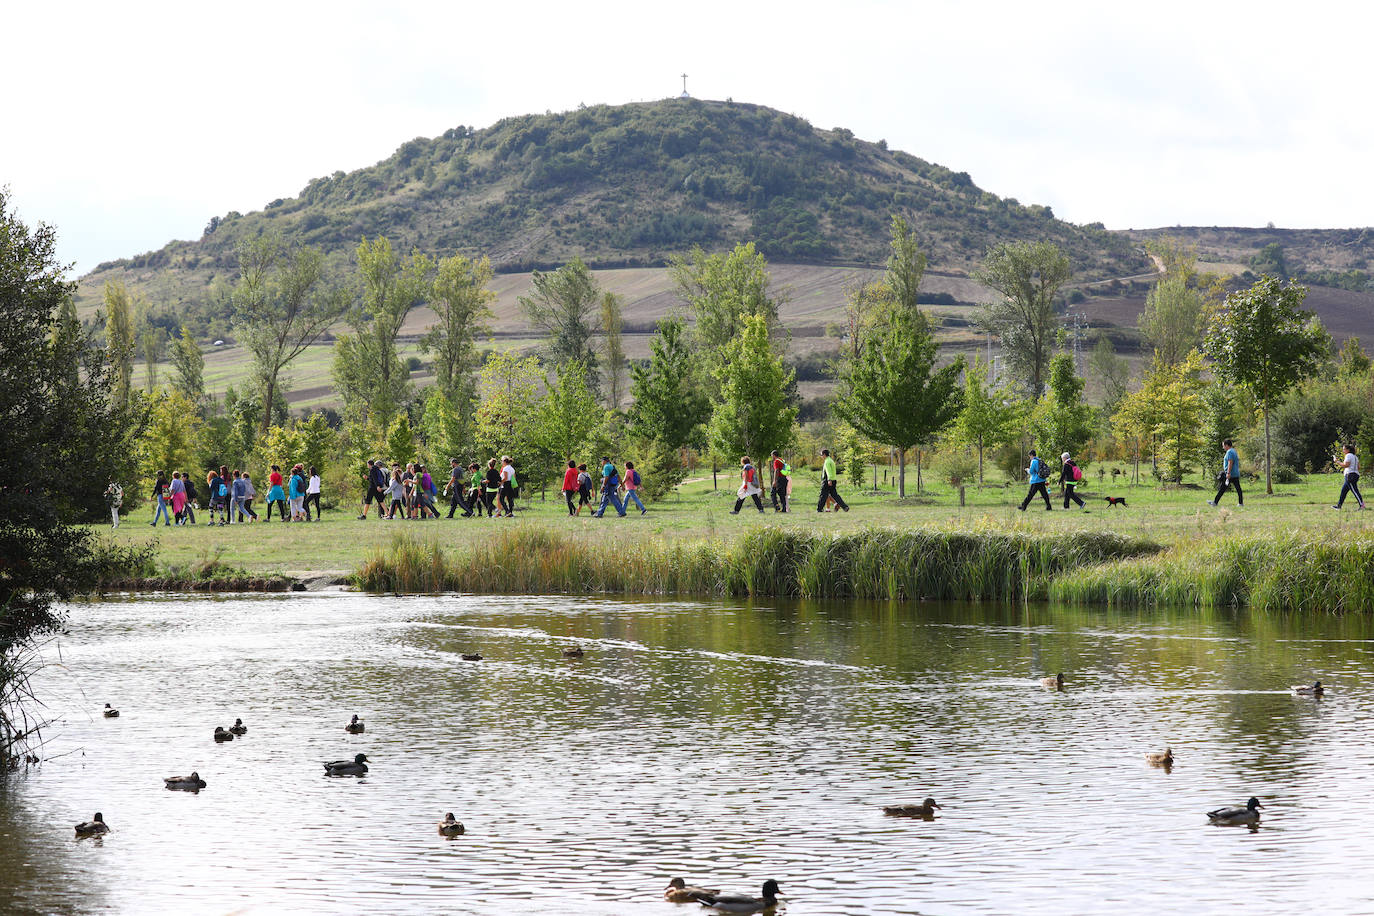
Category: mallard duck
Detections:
[
  {"x1": 344, "y1": 715, "x2": 365, "y2": 734},
  {"x1": 1041, "y1": 673, "x2": 1064, "y2": 689},
  {"x1": 563, "y1": 646, "x2": 584, "y2": 658},
  {"x1": 1291, "y1": 681, "x2": 1324, "y2": 697},
  {"x1": 1207, "y1": 797, "x2": 1263, "y2": 825},
  {"x1": 882, "y1": 797, "x2": 941, "y2": 818},
  {"x1": 324, "y1": 753, "x2": 369, "y2": 777},
  {"x1": 665, "y1": 877, "x2": 720, "y2": 903},
  {"x1": 461, "y1": 653, "x2": 482, "y2": 661},
  {"x1": 213, "y1": 726, "x2": 234, "y2": 742},
  {"x1": 437, "y1": 812, "x2": 465, "y2": 836},
  {"x1": 1145, "y1": 748, "x2": 1174, "y2": 767},
  {"x1": 228, "y1": 718, "x2": 247, "y2": 735},
  {"x1": 103, "y1": 703, "x2": 119, "y2": 718},
  {"x1": 164, "y1": 772, "x2": 207, "y2": 791},
  {"x1": 74, "y1": 812, "x2": 110, "y2": 837},
  {"x1": 696, "y1": 880, "x2": 782, "y2": 913}
]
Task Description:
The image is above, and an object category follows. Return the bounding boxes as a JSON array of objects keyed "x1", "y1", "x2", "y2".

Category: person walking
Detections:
[
  {"x1": 150, "y1": 472, "x2": 171, "y2": 526},
  {"x1": 622, "y1": 461, "x2": 647, "y2": 515},
  {"x1": 1334, "y1": 443, "x2": 1366, "y2": 510},
  {"x1": 1208, "y1": 439, "x2": 1243, "y2": 507},
  {"x1": 816, "y1": 448, "x2": 850, "y2": 513},
  {"x1": 1018, "y1": 449, "x2": 1052, "y2": 511},
  {"x1": 169, "y1": 471, "x2": 186, "y2": 525},
  {"x1": 467, "y1": 462, "x2": 488, "y2": 517},
  {"x1": 358, "y1": 459, "x2": 382, "y2": 519},
  {"x1": 769, "y1": 450, "x2": 790, "y2": 513},
  {"x1": 182, "y1": 472, "x2": 198, "y2": 525},
  {"x1": 732, "y1": 456, "x2": 765, "y2": 514},
  {"x1": 576, "y1": 463, "x2": 593, "y2": 515},
  {"x1": 266, "y1": 465, "x2": 287, "y2": 521},
  {"x1": 498, "y1": 456, "x2": 517, "y2": 518},
  {"x1": 287, "y1": 465, "x2": 304, "y2": 521},
  {"x1": 445, "y1": 458, "x2": 470, "y2": 518},
  {"x1": 1060, "y1": 452, "x2": 1086, "y2": 510},
  {"x1": 305, "y1": 466, "x2": 322, "y2": 521},
  {"x1": 104, "y1": 480, "x2": 123, "y2": 528},
  {"x1": 205, "y1": 469, "x2": 222, "y2": 525},
  {"x1": 229, "y1": 470, "x2": 245, "y2": 523},
  {"x1": 385, "y1": 466, "x2": 405, "y2": 519},
  {"x1": 594, "y1": 456, "x2": 626, "y2": 518},
  {"x1": 482, "y1": 459, "x2": 502, "y2": 518},
  {"x1": 561, "y1": 459, "x2": 580, "y2": 516}
]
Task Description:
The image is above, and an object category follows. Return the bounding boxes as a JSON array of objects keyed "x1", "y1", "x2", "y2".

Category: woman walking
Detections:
[
  {"x1": 731, "y1": 456, "x2": 765, "y2": 514},
  {"x1": 386, "y1": 466, "x2": 405, "y2": 519},
  {"x1": 181, "y1": 472, "x2": 198, "y2": 525},
  {"x1": 622, "y1": 461, "x2": 647, "y2": 515},
  {"x1": 150, "y1": 472, "x2": 171, "y2": 527},
  {"x1": 1334, "y1": 443, "x2": 1366, "y2": 510},
  {"x1": 498, "y1": 456, "x2": 517, "y2": 518},
  {"x1": 289, "y1": 465, "x2": 306, "y2": 521},
  {"x1": 483, "y1": 459, "x2": 502, "y2": 518},
  {"x1": 418, "y1": 464, "x2": 440, "y2": 519},
  {"x1": 306, "y1": 466, "x2": 322, "y2": 521},
  {"x1": 206, "y1": 469, "x2": 223, "y2": 525},
  {"x1": 266, "y1": 465, "x2": 287, "y2": 521},
  {"x1": 169, "y1": 471, "x2": 187, "y2": 525},
  {"x1": 466, "y1": 462, "x2": 487, "y2": 518},
  {"x1": 240, "y1": 472, "x2": 258, "y2": 522},
  {"x1": 576, "y1": 463, "x2": 593, "y2": 515},
  {"x1": 1060, "y1": 452, "x2": 1085, "y2": 510},
  {"x1": 104, "y1": 480, "x2": 123, "y2": 528},
  {"x1": 562, "y1": 459, "x2": 579, "y2": 516}
]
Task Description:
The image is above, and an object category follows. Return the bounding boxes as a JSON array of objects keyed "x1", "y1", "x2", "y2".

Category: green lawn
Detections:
[{"x1": 97, "y1": 466, "x2": 1373, "y2": 577}]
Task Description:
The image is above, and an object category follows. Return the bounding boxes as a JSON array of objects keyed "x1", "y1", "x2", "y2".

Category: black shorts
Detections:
[{"x1": 364, "y1": 486, "x2": 378, "y2": 504}]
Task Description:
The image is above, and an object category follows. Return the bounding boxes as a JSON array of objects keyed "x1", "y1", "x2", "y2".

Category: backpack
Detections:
[
  {"x1": 782, "y1": 461, "x2": 792, "y2": 476},
  {"x1": 631, "y1": 469, "x2": 641, "y2": 486},
  {"x1": 1071, "y1": 464, "x2": 1082, "y2": 482}
]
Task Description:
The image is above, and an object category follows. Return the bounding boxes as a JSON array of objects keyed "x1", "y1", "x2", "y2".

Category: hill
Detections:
[{"x1": 74, "y1": 98, "x2": 1148, "y2": 329}]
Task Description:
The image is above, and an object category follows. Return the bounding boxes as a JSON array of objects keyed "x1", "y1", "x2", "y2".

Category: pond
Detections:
[{"x1": 2, "y1": 593, "x2": 1373, "y2": 914}]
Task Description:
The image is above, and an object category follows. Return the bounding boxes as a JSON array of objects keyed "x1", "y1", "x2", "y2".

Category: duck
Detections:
[
  {"x1": 1145, "y1": 748, "x2": 1174, "y2": 767},
  {"x1": 461, "y1": 653, "x2": 482, "y2": 661},
  {"x1": 74, "y1": 812, "x2": 110, "y2": 837},
  {"x1": 1291, "y1": 681, "x2": 1324, "y2": 697},
  {"x1": 229, "y1": 718, "x2": 247, "y2": 735},
  {"x1": 696, "y1": 880, "x2": 782, "y2": 913},
  {"x1": 103, "y1": 703, "x2": 119, "y2": 718},
  {"x1": 164, "y1": 772, "x2": 207, "y2": 791},
  {"x1": 324, "y1": 753, "x2": 369, "y2": 777},
  {"x1": 1041, "y1": 673, "x2": 1064, "y2": 689},
  {"x1": 563, "y1": 646, "x2": 584, "y2": 658},
  {"x1": 665, "y1": 877, "x2": 720, "y2": 903},
  {"x1": 344, "y1": 715, "x2": 365, "y2": 734},
  {"x1": 437, "y1": 812, "x2": 465, "y2": 836},
  {"x1": 882, "y1": 797, "x2": 942, "y2": 818},
  {"x1": 1207, "y1": 797, "x2": 1263, "y2": 825},
  {"x1": 213, "y1": 726, "x2": 234, "y2": 742}
]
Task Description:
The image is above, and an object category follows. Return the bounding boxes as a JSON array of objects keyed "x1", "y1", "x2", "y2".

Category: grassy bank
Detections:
[{"x1": 354, "y1": 527, "x2": 1163, "y2": 602}]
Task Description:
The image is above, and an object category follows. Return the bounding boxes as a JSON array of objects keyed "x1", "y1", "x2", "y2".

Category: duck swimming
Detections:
[
  {"x1": 229, "y1": 718, "x2": 247, "y2": 735},
  {"x1": 696, "y1": 880, "x2": 782, "y2": 913},
  {"x1": 882, "y1": 797, "x2": 942, "y2": 818},
  {"x1": 74, "y1": 813, "x2": 110, "y2": 837},
  {"x1": 461, "y1": 654, "x2": 483, "y2": 661},
  {"x1": 1207, "y1": 797, "x2": 1263, "y2": 825},
  {"x1": 324, "y1": 753, "x2": 369, "y2": 777},
  {"x1": 213, "y1": 726, "x2": 234, "y2": 742},
  {"x1": 164, "y1": 772, "x2": 207, "y2": 791},
  {"x1": 563, "y1": 646, "x2": 584, "y2": 658},
  {"x1": 1041, "y1": 673, "x2": 1064, "y2": 689},
  {"x1": 665, "y1": 877, "x2": 720, "y2": 903},
  {"x1": 1291, "y1": 681, "x2": 1324, "y2": 697},
  {"x1": 1145, "y1": 748, "x2": 1174, "y2": 767},
  {"x1": 437, "y1": 813, "x2": 465, "y2": 836},
  {"x1": 103, "y1": 704, "x2": 119, "y2": 718},
  {"x1": 345, "y1": 715, "x2": 365, "y2": 734}
]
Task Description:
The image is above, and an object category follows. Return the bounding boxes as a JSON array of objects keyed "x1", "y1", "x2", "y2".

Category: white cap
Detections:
[{"x1": 1061, "y1": 452, "x2": 1071, "y2": 461}]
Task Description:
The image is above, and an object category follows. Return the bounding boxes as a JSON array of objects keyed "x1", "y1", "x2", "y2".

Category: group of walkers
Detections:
[
  {"x1": 558, "y1": 457, "x2": 647, "y2": 518},
  {"x1": 358, "y1": 457, "x2": 522, "y2": 520},
  {"x1": 730, "y1": 448, "x2": 849, "y2": 514},
  {"x1": 118, "y1": 464, "x2": 323, "y2": 528}
]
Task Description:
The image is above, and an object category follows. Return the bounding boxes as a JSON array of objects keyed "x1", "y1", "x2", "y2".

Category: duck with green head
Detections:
[
  {"x1": 695, "y1": 880, "x2": 782, "y2": 913},
  {"x1": 324, "y1": 753, "x2": 369, "y2": 777},
  {"x1": 229, "y1": 718, "x2": 247, "y2": 735},
  {"x1": 164, "y1": 772, "x2": 207, "y2": 791},
  {"x1": 345, "y1": 715, "x2": 365, "y2": 734},
  {"x1": 74, "y1": 813, "x2": 110, "y2": 837},
  {"x1": 1207, "y1": 797, "x2": 1263, "y2": 826}
]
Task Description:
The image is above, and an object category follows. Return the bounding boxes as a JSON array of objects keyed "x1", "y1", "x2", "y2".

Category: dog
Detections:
[{"x1": 1103, "y1": 496, "x2": 1128, "y2": 508}]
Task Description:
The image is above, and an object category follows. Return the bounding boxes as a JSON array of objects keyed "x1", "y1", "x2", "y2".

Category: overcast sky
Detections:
[{"x1": 7, "y1": 1, "x2": 1372, "y2": 275}]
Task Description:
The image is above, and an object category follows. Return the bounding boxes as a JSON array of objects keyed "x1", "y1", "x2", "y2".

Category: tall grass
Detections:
[
  {"x1": 353, "y1": 527, "x2": 1162, "y2": 602},
  {"x1": 1052, "y1": 533, "x2": 1374, "y2": 612}
]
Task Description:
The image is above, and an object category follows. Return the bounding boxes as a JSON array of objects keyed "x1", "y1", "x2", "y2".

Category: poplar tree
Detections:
[
  {"x1": 708, "y1": 314, "x2": 797, "y2": 461},
  {"x1": 425, "y1": 253, "x2": 494, "y2": 409},
  {"x1": 976, "y1": 241, "x2": 1072, "y2": 398}
]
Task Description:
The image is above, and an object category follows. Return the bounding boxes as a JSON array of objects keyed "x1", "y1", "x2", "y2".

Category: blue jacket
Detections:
[
  {"x1": 1223, "y1": 448, "x2": 1239, "y2": 478},
  {"x1": 1028, "y1": 457, "x2": 1046, "y2": 485}
]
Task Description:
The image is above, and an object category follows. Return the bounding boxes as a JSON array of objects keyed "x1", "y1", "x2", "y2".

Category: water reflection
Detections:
[{"x1": 2, "y1": 593, "x2": 1373, "y2": 913}]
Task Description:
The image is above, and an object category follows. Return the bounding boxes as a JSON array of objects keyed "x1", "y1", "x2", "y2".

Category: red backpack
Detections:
[{"x1": 1071, "y1": 463, "x2": 1083, "y2": 482}]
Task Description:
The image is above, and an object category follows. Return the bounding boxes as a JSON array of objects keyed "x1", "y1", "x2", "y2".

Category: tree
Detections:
[
  {"x1": 600, "y1": 291, "x2": 625, "y2": 410},
  {"x1": 139, "y1": 324, "x2": 165, "y2": 391},
  {"x1": 1087, "y1": 334, "x2": 1130, "y2": 409},
  {"x1": 707, "y1": 314, "x2": 798, "y2": 462},
  {"x1": 627, "y1": 317, "x2": 708, "y2": 450},
  {"x1": 386, "y1": 415, "x2": 417, "y2": 466},
  {"x1": 975, "y1": 241, "x2": 1072, "y2": 397},
  {"x1": 833, "y1": 306, "x2": 964, "y2": 497},
  {"x1": 519, "y1": 257, "x2": 601, "y2": 386},
  {"x1": 1112, "y1": 366, "x2": 1167, "y2": 485},
  {"x1": 535, "y1": 360, "x2": 604, "y2": 469},
  {"x1": 1139, "y1": 274, "x2": 1206, "y2": 367},
  {"x1": 1, "y1": 191, "x2": 151, "y2": 763},
  {"x1": 951, "y1": 358, "x2": 1021, "y2": 485},
  {"x1": 170, "y1": 325, "x2": 204, "y2": 401},
  {"x1": 472, "y1": 351, "x2": 543, "y2": 462},
  {"x1": 885, "y1": 213, "x2": 926, "y2": 315},
  {"x1": 333, "y1": 236, "x2": 433, "y2": 430},
  {"x1": 671, "y1": 242, "x2": 781, "y2": 358},
  {"x1": 839, "y1": 278, "x2": 888, "y2": 360},
  {"x1": 1152, "y1": 351, "x2": 1208, "y2": 482},
  {"x1": 137, "y1": 389, "x2": 206, "y2": 483},
  {"x1": 233, "y1": 234, "x2": 349, "y2": 434},
  {"x1": 103, "y1": 279, "x2": 136, "y2": 407},
  {"x1": 424, "y1": 253, "x2": 494, "y2": 409},
  {"x1": 1027, "y1": 354, "x2": 1094, "y2": 464},
  {"x1": 419, "y1": 388, "x2": 466, "y2": 468},
  {"x1": 1204, "y1": 276, "x2": 1330, "y2": 493}
]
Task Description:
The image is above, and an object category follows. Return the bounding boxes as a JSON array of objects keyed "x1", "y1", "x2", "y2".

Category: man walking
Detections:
[
  {"x1": 594, "y1": 455, "x2": 626, "y2": 518},
  {"x1": 358, "y1": 458, "x2": 387, "y2": 519},
  {"x1": 770, "y1": 449, "x2": 790, "y2": 513},
  {"x1": 816, "y1": 448, "x2": 849, "y2": 513},
  {"x1": 445, "y1": 457, "x2": 471, "y2": 518},
  {"x1": 1060, "y1": 452, "x2": 1085, "y2": 510},
  {"x1": 1018, "y1": 449, "x2": 1052, "y2": 511},
  {"x1": 1208, "y1": 439, "x2": 1243, "y2": 507}
]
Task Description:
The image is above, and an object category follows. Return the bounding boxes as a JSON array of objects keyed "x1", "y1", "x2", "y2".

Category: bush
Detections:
[{"x1": 932, "y1": 448, "x2": 978, "y2": 487}]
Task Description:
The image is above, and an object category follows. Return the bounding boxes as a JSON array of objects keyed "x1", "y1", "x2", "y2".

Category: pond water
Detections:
[{"x1": 3, "y1": 593, "x2": 1374, "y2": 914}]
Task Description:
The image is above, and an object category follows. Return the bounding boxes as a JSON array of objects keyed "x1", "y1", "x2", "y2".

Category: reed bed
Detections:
[
  {"x1": 1051, "y1": 533, "x2": 1374, "y2": 613},
  {"x1": 353, "y1": 527, "x2": 1162, "y2": 602}
]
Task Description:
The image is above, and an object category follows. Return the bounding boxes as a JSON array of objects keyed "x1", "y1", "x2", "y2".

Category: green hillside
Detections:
[{"x1": 75, "y1": 98, "x2": 1147, "y2": 326}]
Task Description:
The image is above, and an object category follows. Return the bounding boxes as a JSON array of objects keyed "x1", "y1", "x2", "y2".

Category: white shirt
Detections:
[
  {"x1": 308, "y1": 474, "x2": 321, "y2": 493},
  {"x1": 1343, "y1": 453, "x2": 1359, "y2": 476},
  {"x1": 500, "y1": 465, "x2": 514, "y2": 484}
]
